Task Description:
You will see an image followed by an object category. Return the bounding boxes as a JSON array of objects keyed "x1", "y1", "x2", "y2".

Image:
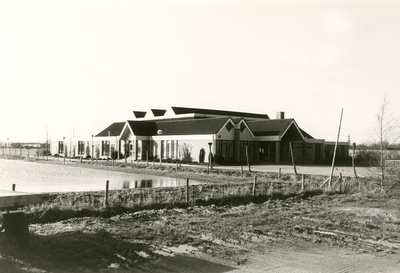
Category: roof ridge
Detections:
[{"x1": 155, "y1": 116, "x2": 230, "y2": 123}]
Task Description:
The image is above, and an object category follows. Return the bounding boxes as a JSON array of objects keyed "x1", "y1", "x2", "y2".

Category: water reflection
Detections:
[
  {"x1": 134, "y1": 180, "x2": 152, "y2": 188},
  {"x1": 0, "y1": 159, "x2": 202, "y2": 193},
  {"x1": 117, "y1": 178, "x2": 191, "y2": 190},
  {"x1": 122, "y1": 181, "x2": 131, "y2": 189}
]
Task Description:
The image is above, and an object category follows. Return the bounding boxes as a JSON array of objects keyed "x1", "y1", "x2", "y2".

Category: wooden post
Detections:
[
  {"x1": 278, "y1": 168, "x2": 281, "y2": 180},
  {"x1": 253, "y1": 176, "x2": 257, "y2": 196},
  {"x1": 176, "y1": 160, "x2": 178, "y2": 172},
  {"x1": 146, "y1": 151, "x2": 149, "y2": 166},
  {"x1": 104, "y1": 180, "x2": 109, "y2": 208},
  {"x1": 301, "y1": 175, "x2": 304, "y2": 192},
  {"x1": 339, "y1": 173, "x2": 342, "y2": 193},
  {"x1": 12, "y1": 184, "x2": 16, "y2": 191},
  {"x1": 186, "y1": 178, "x2": 190, "y2": 203},
  {"x1": 246, "y1": 146, "x2": 251, "y2": 172},
  {"x1": 208, "y1": 142, "x2": 213, "y2": 170},
  {"x1": 241, "y1": 165, "x2": 243, "y2": 177},
  {"x1": 329, "y1": 108, "x2": 344, "y2": 188},
  {"x1": 352, "y1": 142, "x2": 357, "y2": 178},
  {"x1": 289, "y1": 142, "x2": 298, "y2": 175},
  {"x1": 207, "y1": 163, "x2": 210, "y2": 173}
]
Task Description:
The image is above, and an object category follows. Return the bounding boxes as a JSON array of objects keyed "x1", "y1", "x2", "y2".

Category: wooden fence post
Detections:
[
  {"x1": 301, "y1": 175, "x2": 304, "y2": 192},
  {"x1": 253, "y1": 176, "x2": 257, "y2": 196},
  {"x1": 278, "y1": 168, "x2": 281, "y2": 180},
  {"x1": 339, "y1": 173, "x2": 342, "y2": 193},
  {"x1": 241, "y1": 165, "x2": 243, "y2": 177},
  {"x1": 352, "y1": 142, "x2": 358, "y2": 179},
  {"x1": 246, "y1": 146, "x2": 251, "y2": 172},
  {"x1": 104, "y1": 180, "x2": 109, "y2": 208},
  {"x1": 186, "y1": 178, "x2": 190, "y2": 203},
  {"x1": 289, "y1": 142, "x2": 298, "y2": 175},
  {"x1": 12, "y1": 184, "x2": 16, "y2": 191}
]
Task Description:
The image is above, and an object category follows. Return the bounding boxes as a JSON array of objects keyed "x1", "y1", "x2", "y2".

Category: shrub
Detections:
[
  {"x1": 199, "y1": 148, "x2": 205, "y2": 163},
  {"x1": 180, "y1": 143, "x2": 192, "y2": 163}
]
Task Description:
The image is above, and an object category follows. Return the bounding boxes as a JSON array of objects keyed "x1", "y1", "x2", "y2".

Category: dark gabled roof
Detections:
[
  {"x1": 247, "y1": 119, "x2": 294, "y2": 137},
  {"x1": 300, "y1": 128, "x2": 314, "y2": 139},
  {"x1": 126, "y1": 121, "x2": 157, "y2": 136},
  {"x1": 171, "y1": 106, "x2": 270, "y2": 119},
  {"x1": 155, "y1": 117, "x2": 230, "y2": 135},
  {"x1": 96, "y1": 122, "x2": 126, "y2": 137}
]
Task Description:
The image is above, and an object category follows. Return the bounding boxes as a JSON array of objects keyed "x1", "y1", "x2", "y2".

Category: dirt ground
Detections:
[{"x1": 2, "y1": 185, "x2": 400, "y2": 272}]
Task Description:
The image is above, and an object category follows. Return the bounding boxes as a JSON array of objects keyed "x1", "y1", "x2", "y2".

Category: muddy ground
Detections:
[
  {"x1": 1, "y1": 159, "x2": 400, "y2": 272},
  {"x1": 1, "y1": 186, "x2": 400, "y2": 272}
]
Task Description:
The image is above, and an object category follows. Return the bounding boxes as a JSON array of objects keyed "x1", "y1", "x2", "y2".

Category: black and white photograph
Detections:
[{"x1": 1, "y1": 0, "x2": 400, "y2": 272}]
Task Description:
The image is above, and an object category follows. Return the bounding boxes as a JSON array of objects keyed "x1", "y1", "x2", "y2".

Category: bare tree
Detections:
[{"x1": 373, "y1": 94, "x2": 400, "y2": 190}]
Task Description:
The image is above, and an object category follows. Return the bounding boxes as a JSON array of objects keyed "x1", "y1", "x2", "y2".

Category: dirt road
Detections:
[{"x1": 2, "y1": 189, "x2": 400, "y2": 273}]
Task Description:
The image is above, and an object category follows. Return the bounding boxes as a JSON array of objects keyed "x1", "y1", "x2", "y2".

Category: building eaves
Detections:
[
  {"x1": 300, "y1": 128, "x2": 314, "y2": 139},
  {"x1": 155, "y1": 117, "x2": 230, "y2": 135}
]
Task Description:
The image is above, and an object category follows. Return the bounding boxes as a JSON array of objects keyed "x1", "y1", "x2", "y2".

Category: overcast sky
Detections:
[{"x1": 1, "y1": 0, "x2": 399, "y2": 144}]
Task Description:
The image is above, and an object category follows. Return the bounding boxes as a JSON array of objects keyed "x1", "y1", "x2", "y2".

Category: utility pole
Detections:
[
  {"x1": 329, "y1": 108, "x2": 344, "y2": 188},
  {"x1": 46, "y1": 124, "x2": 48, "y2": 159}
]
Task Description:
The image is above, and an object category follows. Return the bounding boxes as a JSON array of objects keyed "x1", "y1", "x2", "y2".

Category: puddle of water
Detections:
[{"x1": 167, "y1": 245, "x2": 199, "y2": 254}]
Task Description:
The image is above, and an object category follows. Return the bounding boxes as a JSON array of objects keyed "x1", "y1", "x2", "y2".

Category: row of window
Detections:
[
  {"x1": 215, "y1": 140, "x2": 256, "y2": 161},
  {"x1": 58, "y1": 141, "x2": 113, "y2": 156},
  {"x1": 156, "y1": 140, "x2": 179, "y2": 159}
]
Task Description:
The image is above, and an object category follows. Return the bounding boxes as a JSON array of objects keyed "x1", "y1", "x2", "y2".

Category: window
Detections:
[
  {"x1": 137, "y1": 141, "x2": 141, "y2": 159},
  {"x1": 78, "y1": 141, "x2": 85, "y2": 155},
  {"x1": 240, "y1": 141, "x2": 255, "y2": 161},
  {"x1": 166, "y1": 141, "x2": 170, "y2": 158},
  {"x1": 102, "y1": 141, "x2": 110, "y2": 156},
  {"x1": 58, "y1": 141, "x2": 64, "y2": 154},
  {"x1": 225, "y1": 122, "x2": 234, "y2": 132},
  {"x1": 216, "y1": 140, "x2": 235, "y2": 160}
]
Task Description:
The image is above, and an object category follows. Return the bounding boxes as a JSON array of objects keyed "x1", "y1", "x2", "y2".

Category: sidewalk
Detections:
[
  {"x1": 213, "y1": 164, "x2": 368, "y2": 178},
  {"x1": 133, "y1": 160, "x2": 368, "y2": 178}
]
